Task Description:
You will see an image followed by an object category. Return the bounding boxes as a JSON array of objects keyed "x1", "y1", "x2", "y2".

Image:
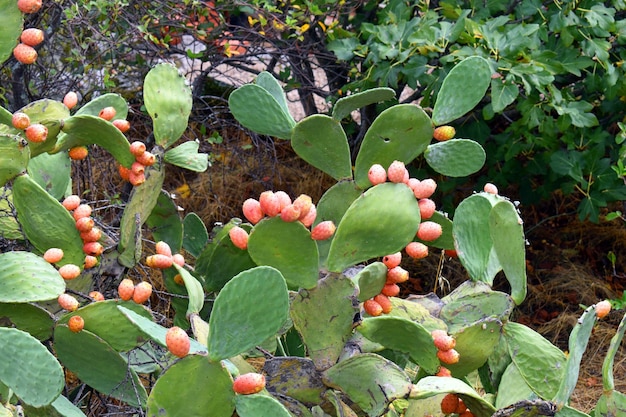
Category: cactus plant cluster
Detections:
[{"x1": 0, "y1": 2, "x2": 625, "y2": 417}]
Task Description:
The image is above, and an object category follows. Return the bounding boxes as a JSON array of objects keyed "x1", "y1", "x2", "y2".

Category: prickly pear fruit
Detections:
[
  {"x1": 259, "y1": 191, "x2": 281, "y2": 217},
  {"x1": 229, "y1": 226, "x2": 249, "y2": 250},
  {"x1": 431, "y1": 329, "x2": 456, "y2": 351},
  {"x1": 113, "y1": 119, "x2": 131, "y2": 133},
  {"x1": 436, "y1": 366, "x2": 452, "y2": 377},
  {"x1": 374, "y1": 294, "x2": 392, "y2": 314},
  {"x1": 483, "y1": 182, "x2": 498, "y2": 195},
  {"x1": 456, "y1": 399, "x2": 468, "y2": 414},
  {"x1": 280, "y1": 203, "x2": 301, "y2": 222},
  {"x1": 274, "y1": 191, "x2": 292, "y2": 212},
  {"x1": 118, "y1": 164, "x2": 131, "y2": 181},
  {"x1": 418, "y1": 198, "x2": 436, "y2": 220},
  {"x1": 73, "y1": 204, "x2": 92, "y2": 221},
  {"x1": 118, "y1": 278, "x2": 135, "y2": 301},
  {"x1": 310, "y1": 220, "x2": 336, "y2": 240},
  {"x1": 292, "y1": 194, "x2": 313, "y2": 219},
  {"x1": 68, "y1": 146, "x2": 88, "y2": 160},
  {"x1": 405, "y1": 241, "x2": 428, "y2": 259},
  {"x1": 57, "y1": 293, "x2": 79, "y2": 311},
  {"x1": 89, "y1": 291, "x2": 104, "y2": 301},
  {"x1": 233, "y1": 373, "x2": 266, "y2": 395},
  {"x1": 129, "y1": 171, "x2": 145, "y2": 186},
  {"x1": 24, "y1": 123, "x2": 47, "y2": 142},
  {"x1": 155, "y1": 241, "x2": 172, "y2": 257},
  {"x1": 172, "y1": 253, "x2": 185, "y2": 267},
  {"x1": 58, "y1": 264, "x2": 81, "y2": 280},
  {"x1": 17, "y1": 0, "x2": 42, "y2": 14},
  {"x1": 129, "y1": 141, "x2": 146, "y2": 157},
  {"x1": 412, "y1": 178, "x2": 437, "y2": 199},
  {"x1": 63, "y1": 92, "x2": 78, "y2": 109},
  {"x1": 13, "y1": 43, "x2": 37, "y2": 64},
  {"x1": 381, "y1": 283, "x2": 400, "y2": 297},
  {"x1": 437, "y1": 348, "x2": 460, "y2": 365},
  {"x1": 363, "y1": 299, "x2": 383, "y2": 317},
  {"x1": 386, "y1": 266, "x2": 409, "y2": 284},
  {"x1": 382, "y1": 252, "x2": 402, "y2": 269},
  {"x1": 299, "y1": 204, "x2": 317, "y2": 227},
  {"x1": 131, "y1": 162, "x2": 145, "y2": 175},
  {"x1": 387, "y1": 160, "x2": 407, "y2": 184},
  {"x1": 75, "y1": 216, "x2": 94, "y2": 232},
  {"x1": 98, "y1": 106, "x2": 116, "y2": 121},
  {"x1": 80, "y1": 227, "x2": 102, "y2": 243},
  {"x1": 62, "y1": 195, "x2": 81, "y2": 211},
  {"x1": 368, "y1": 164, "x2": 387, "y2": 186},
  {"x1": 146, "y1": 254, "x2": 174, "y2": 269},
  {"x1": 12, "y1": 112, "x2": 30, "y2": 130},
  {"x1": 417, "y1": 221, "x2": 442, "y2": 242},
  {"x1": 165, "y1": 326, "x2": 190, "y2": 358},
  {"x1": 43, "y1": 248, "x2": 64, "y2": 263},
  {"x1": 440, "y1": 393, "x2": 460, "y2": 414},
  {"x1": 84, "y1": 255, "x2": 98, "y2": 269},
  {"x1": 135, "y1": 151, "x2": 156, "y2": 167},
  {"x1": 83, "y1": 241, "x2": 103, "y2": 257},
  {"x1": 132, "y1": 282, "x2": 152, "y2": 304},
  {"x1": 68, "y1": 315, "x2": 85, "y2": 333},
  {"x1": 242, "y1": 198, "x2": 264, "y2": 224},
  {"x1": 20, "y1": 28, "x2": 44, "y2": 47},
  {"x1": 596, "y1": 300, "x2": 611, "y2": 319},
  {"x1": 433, "y1": 125, "x2": 456, "y2": 142}
]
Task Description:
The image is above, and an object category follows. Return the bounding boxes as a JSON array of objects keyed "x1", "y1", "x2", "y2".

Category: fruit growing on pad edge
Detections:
[
  {"x1": 68, "y1": 315, "x2": 85, "y2": 333},
  {"x1": 233, "y1": 373, "x2": 266, "y2": 395},
  {"x1": 596, "y1": 300, "x2": 611, "y2": 319},
  {"x1": 166, "y1": 326, "x2": 190, "y2": 358}
]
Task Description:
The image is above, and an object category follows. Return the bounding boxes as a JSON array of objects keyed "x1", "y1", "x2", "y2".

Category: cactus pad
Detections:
[
  {"x1": 0, "y1": 134, "x2": 29, "y2": 187},
  {"x1": 424, "y1": 139, "x2": 486, "y2": 177},
  {"x1": 0, "y1": 251, "x2": 65, "y2": 303},
  {"x1": 411, "y1": 376, "x2": 497, "y2": 417},
  {"x1": 0, "y1": 302, "x2": 54, "y2": 340},
  {"x1": 0, "y1": 1, "x2": 22, "y2": 64},
  {"x1": 74, "y1": 93, "x2": 128, "y2": 120},
  {"x1": 263, "y1": 357, "x2": 326, "y2": 405},
  {"x1": 183, "y1": 212, "x2": 208, "y2": 257},
  {"x1": 332, "y1": 87, "x2": 396, "y2": 121},
  {"x1": 163, "y1": 140, "x2": 209, "y2": 172},
  {"x1": 235, "y1": 394, "x2": 292, "y2": 417},
  {"x1": 27, "y1": 152, "x2": 71, "y2": 201}
]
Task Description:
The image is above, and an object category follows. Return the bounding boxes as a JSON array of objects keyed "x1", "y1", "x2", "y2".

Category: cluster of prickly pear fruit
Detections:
[
  {"x1": 117, "y1": 278, "x2": 153, "y2": 304},
  {"x1": 145, "y1": 241, "x2": 185, "y2": 270},
  {"x1": 432, "y1": 329, "x2": 460, "y2": 366},
  {"x1": 118, "y1": 141, "x2": 156, "y2": 185},
  {"x1": 12, "y1": 0, "x2": 44, "y2": 64},
  {"x1": 440, "y1": 393, "x2": 474, "y2": 417}
]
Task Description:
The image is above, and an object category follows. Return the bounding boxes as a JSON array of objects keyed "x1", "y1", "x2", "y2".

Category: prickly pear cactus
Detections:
[{"x1": 0, "y1": 1, "x2": 22, "y2": 64}]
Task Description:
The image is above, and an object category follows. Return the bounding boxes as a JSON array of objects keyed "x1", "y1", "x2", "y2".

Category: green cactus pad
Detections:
[
  {"x1": 235, "y1": 394, "x2": 292, "y2": 417},
  {"x1": 387, "y1": 298, "x2": 447, "y2": 331},
  {"x1": 490, "y1": 200, "x2": 527, "y2": 305},
  {"x1": 0, "y1": 134, "x2": 29, "y2": 186},
  {"x1": 292, "y1": 115, "x2": 352, "y2": 181},
  {"x1": 57, "y1": 300, "x2": 153, "y2": 352},
  {"x1": 12, "y1": 174, "x2": 85, "y2": 267},
  {"x1": 255, "y1": 71, "x2": 292, "y2": 118},
  {"x1": 411, "y1": 376, "x2": 497, "y2": 417},
  {"x1": 353, "y1": 104, "x2": 433, "y2": 189},
  {"x1": 172, "y1": 263, "x2": 205, "y2": 316},
  {"x1": 440, "y1": 287, "x2": 514, "y2": 333},
  {"x1": 0, "y1": 252, "x2": 65, "y2": 303},
  {"x1": 0, "y1": 328, "x2": 64, "y2": 408},
  {"x1": 54, "y1": 325, "x2": 147, "y2": 407},
  {"x1": 0, "y1": 106, "x2": 12, "y2": 128},
  {"x1": 594, "y1": 390, "x2": 626, "y2": 417},
  {"x1": 74, "y1": 93, "x2": 128, "y2": 120},
  {"x1": 263, "y1": 357, "x2": 325, "y2": 405},
  {"x1": 118, "y1": 164, "x2": 165, "y2": 267},
  {"x1": 503, "y1": 322, "x2": 567, "y2": 400},
  {"x1": 424, "y1": 139, "x2": 486, "y2": 177},
  {"x1": 163, "y1": 140, "x2": 209, "y2": 172},
  {"x1": 0, "y1": 1, "x2": 21, "y2": 64},
  {"x1": 327, "y1": 183, "x2": 420, "y2": 273},
  {"x1": 432, "y1": 56, "x2": 492, "y2": 126},
  {"x1": 147, "y1": 355, "x2": 235, "y2": 417},
  {"x1": 357, "y1": 316, "x2": 440, "y2": 374},
  {"x1": 19, "y1": 99, "x2": 70, "y2": 157},
  {"x1": 414, "y1": 211, "x2": 454, "y2": 250},
  {"x1": 332, "y1": 87, "x2": 396, "y2": 121},
  {"x1": 602, "y1": 311, "x2": 626, "y2": 392},
  {"x1": 144, "y1": 63, "x2": 193, "y2": 148},
  {"x1": 322, "y1": 353, "x2": 412, "y2": 417},
  {"x1": 145, "y1": 191, "x2": 183, "y2": 253},
  {"x1": 22, "y1": 394, "x2": 88, "y2": 417},
  {"x1": 495, "y1": 363, "x2": 536, "y2": 409},
  {"x1": 0, "y1": 302, "x2": 54, "y2": 340},
  {"x1": 323, "y1": 390, "x2": 360, "y2": 417},
  {"x1": 207, "y1": 266, "x2": 289, "y2": 362},
  {"x1": 247, "y1": 217, "x2": 319, "y2": 289},
  {"x1": 229, "y1": 85, "x2": 295, "y2": 140},
  {"x1": 291, "y1": 273, "x2": 359, "y2": 370},
  {"x1": 183, "y1": 212, "x2": 208, "y2": 257},
  {"x1": 0, "y1": 188, "x2": 23, "y2": 240},
  {"x1": 54, "y1": 114, "x2": 134, "y2": 168},
  {"x1": 350, "y1": 262, "x2": 387, "y2": 302},
  {"x1": 445, "y1": 318, "x2": 502, "y2": 377},
  {"x1": 27, "y1": 151, "x2": 71, "y2": 201}
]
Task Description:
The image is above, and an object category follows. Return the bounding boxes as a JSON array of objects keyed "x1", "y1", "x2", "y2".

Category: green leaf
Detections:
[
  {"x1": 424, "y1": 139, "x2": 486, "y2": 177},
  {"x1": 490, "y1": 78, "x2": 519, "y2": 113},
  {"x1": 163, "y1": 140, "x2": 209, "y2": 172},
  {"x1": 332, "y1": 87, "x2": 396, "y2": 121}
]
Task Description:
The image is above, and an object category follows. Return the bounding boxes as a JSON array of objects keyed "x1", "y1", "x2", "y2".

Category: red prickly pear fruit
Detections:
[
  {"x1": 84, "y1": 255, "x2": 98, "y2": 269},
  {"x1": 75, "y1": 216, "x2": 94, "y2": 233},
  {"x1": 43, "y1": 248, "x2": 64, "y2": 263},
  {"x1": 233, "y1": 373, "x2": 266, "y2": 395},
  {"x1": 146, "y1": 254, "x2": 174, "y2": 269},
  {"x1": 299, "y1": 204, "x2": 317, "y2": 227},
  {"x1": 113, "y1": 119, "x2": 131, "y2": 133},
  {"x1": 431, "y1": 329, "x2": 456, "y2": 351},
  {"x1": 259, "y1": 191, "x2": 281, "y2": 217},
  {"x1": 89, "y1": 291, "x2": 104, "y2": 301},
  {"x1": 412, "y1": 178, "x2": 437, "y2": 199},
  {"x1": 418, "y1": 198, "x2": 436, "y2": 220},
  {"x1": 229, "y1": 226, "x2": 249, "y2": 250},
  {"x1": 368, "y1": 163, "x2": 387, "y2": 186},
  {"x1": 129, "y1": 171, "x2": 145, "y2": 186},
  {"x1": 293, "y1": 194, "x2": 313, "y2": 219},
  {"x1": 433, "y1": 125, "x2": 456, "y2": 142},
  {"x1": 58, "y1": 293, "x2": 79, "y2": 311},
  {"x1": 274, "y1": 191, "x2": 292, "y2": 212},
  {"x1": 406, "y1": 241, "x2": 429, "y2": 259},
  {"x1": 440, "y1": 393, "x2": 460, "y2": 414},
  {"x1": 407, "y1": 177, "x2": 420, "y2": 192},
  {"x1": 118, "y1": 164, "x2": 131, "y2": 181},
  {"x1": 24, "y1": 123, "x2": 47, "y2": 142},
  {"x1": 596, "y1": 300, "x2": 612, "y2": 319},
  {"x1": 63, "y1": 92, "x2": 78, "y2": 109},
  {"x1": 435, "y1": 366, "x2": 452, "y2": 377},
  {"x1": 73, "y1": 204, "x2": 92, "y2": 221},
  {"x1": 20, "y1": 28, "x2": 44, "y2": 47},
  {"x1": 13, "y1": 43, "x2": 37, "y2": 64},
  {"x1": 381, "y1": 283, "x2": 400, "y2": 297},
  {"x1": 80, "y1": 227, "x2": 102, "y2": 243},
  {"x1": 363, "y1": 299, "x2": 383, "y2": 317},
  {"x1": 374, "y1": 294, "x2": 393, "y2": 314},
  {"x1": 445, "y1": 249, "x2": 458, "y2": 258},
  {"x1": 17, "y1": 0, "x2": 42, "y2": 13},
  {"x1": 132, "y1": 281, "x2": 152, "y2": 304},
  {"x1": 58, "y1": 264, "x2": 81, "y2": 280},
  {"x1": 311, "y1": 221, "x2": 336, "y2": 240},
  {"x1": 129, "y1": 141, "x2": 146, "y2": 157},
  {"x1": 68, "y1": 315, "x2": 85, "y2": 333},
  {"x1": 155, "y1": 241, "x2": 172, "y2": 257},
  {"x1": 98, "y1": 106, "x2": 116, "y2": 121},
  {"x1": 417, "y1": 221, "x2": 443, "y2": 242},
  {"x1": 165, "y1": 326, "x2": 190, "y2": 358},
  {"x1": 483, "y1": 182, "x2": 498, "y2": 195},
  {"x1": 172, "y1": 253, "x2": 185, "y2": 267},
  {"x1": 280, "y1": 203, "x2": 301, "y2": 222},
  {"x1": 382, "y1": 252, "x2": 402, "y2": 269},
  {"x1": 456, "y1": 399, "x2": 468, "y2": 414},
  {"x1": 437, "y1": 348, "x2": 460, "y2": 364},
  {"x1": 386, "y1": 266, "x2": 409, "y2": 284},
  {"x1": 118, "y1": 278, "x2": 135, "y2": 301},
  {"x1": 62, "y1": 195, "x2": 81, "y2": 211},
  {"x1": 135, "y1": 151, "x2": 156, "y2": 166},
  {"x1": 131, "y1": 161, "x2": 145, "y2": 175},
  {"x1": 11, "y1": 112, "x2": 30, "y2": 130},
  {"x1": 242, "y1": 198, "x2": 264, "y2": 224},
  {"x1": 83, "y1": 241, "x2": 103, "y2": 257},
  {"x1": 387, "y1": 160, "x2": 407, "y2": 183}
]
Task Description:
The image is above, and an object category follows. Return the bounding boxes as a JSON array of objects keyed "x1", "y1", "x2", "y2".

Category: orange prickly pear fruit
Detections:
[
  {"x1": 118, "y1": 278, "x2": 135, "y2": 301},
  {"x1": 63, "y1": 91, "x2": 78, "y2": 109},
  {"x1": 433, "y1": 125, "x2": 455, "y2": 142},
  {"x1": 165, "y1": 326, "x2": 190, "y2": 358},
  {"x1": 233, "y1": 373, "x2": 266, "y2": 395},
  {"x1": 68, "y1": 315, "x2": 85, "y2": 333},
  {"x1": 11, "y1": 112, "x2": 30, "y2": 130}
]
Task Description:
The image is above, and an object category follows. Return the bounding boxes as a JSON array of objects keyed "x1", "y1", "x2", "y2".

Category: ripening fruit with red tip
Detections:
[
  {"x1": 229, "y1": 226, "x2": 249, "y2": 250},
  {"x1": 483, "y1": 182, "x2": 498, "y2": 195},
  {"x1": 13, "y1": 43, "x2": 37, "y2": 64},
  {"x1": 293, "y1": 194, "x2": 313, "y2": 219},
  {"x1": 311, "y1": 221, "x2": 336, "y2": 240},
  {"x1": 233, "y1": 373, "x2": 266, "y2": 395},
  {"x1": 83, "y1": 241, "x2": 103, "y2": 257},
  {"x1": 386, "y1": 266, "x2": 409, "y2": 284},
  {"x1": 62, "y1": 195, "x2": 81, "y2": 211},
  {"x1": 89, "y1": 291, "x2": 104, "y2": 301},
  {"x1": 133, "y1": 281, "x2": 152, "y2": 304},
  {"x1": 412, "y1": 178, "x2": 437, "y2": 199},
  {"x1": 440, "y1": 393, "x2": 460, "y2": 414},
  {"x1": 11, "y1": 112, "x2": 30, "y2": 130},
  {"x1": 113, "y1": 119, "x2": 131, "y2": 133},
  {"x1": 417, "y1": 221, "x2": 443, "y2": 242},
  {"x1": 433, "y1": 125, "x2": 456, "y2": 142},
  {"x1": 363, "y1": 299, "x2": 383, "y2": 316},
  {"x1": 73, "y1": 204, "x2": 92, "y2": 221},
  {"x1": 155, "y1": 241, "x2": 172, "y2": 257},
  {"x1": 25, "y1": 123, "x2": 47, "y2": 142},
  {"x1": 406, "y1": 241, "x2": 429, "y2": 259},
  {"x1": 135, "y1": 151, "x2": 156, "y2": 166},
  {"x1": 20, "y1": 28, "x2": 44, "y2": 47},
  {"x1": 387, "y1": 160, "x2": 407, "y2": 183},
  {"x1": 381, "y1": 283, "x2": 400, "y2": 297},
  {"x1": 17, "y1": 0, "x2": 42, "y2": 13},
  {"x1": 75, "y1": 216, "x2": 94, "y2": 232},
  {"x1": 68, "y1": 315, "x2": 85, "y2": 333},
  {"x1": 437, "y1": 348, "x2": 460, "y2": 364},
  {"x1": 431, "y1": 329, "x2": 456, "y2": 351},
  {"x1": 259, "y1": 191, "x2": 281, "y2": 217},
  {"x1": 172, "y1": 253, "x2": 185, "y2": 267},
  {"x1": 118, "y1": 278, "x2": 135, "y2": 301},
  {"x1": 418, "y1": 198, "x2": 436, "y2": 220},
  {"x1": 368, "y1": 163, "x2": 387, "y2": 186},
  {"x1": 280, "y1": 203, "x2": 301, "y2": 222},
  {"x1": 374, "y1": 294, "x2": 393, "y2": 314},
  {"x1": 166, "y1": 326, "x2": 190, "y2": 358},
  {"x1": 382, "y1": 252, "x2": 402, "y2": 269},
  {"x1": 43, "y1": 248, "x2": 64, "y2": 263},
  {"x1": 242, "y1": 198, "x2": 264, "y2": 224},
  {"x1": 299, "y1": 204, "x2": 317, "y2": 227},
  {"x1": 274, "y1": 191, "x2": 292, "y2": 212},
  {"x1": 63, "y1": 91, "x2": 78, "y2": 109},
  {"x1": 58, "y1": 293, "x2": 79, "y2": 311},
  {"x1": 146, "y1": 254, "x2": 174, "y2": 269},
  {"x1": 84, "y1": 255, "x2": 98, "y2": 269},
  {"x1": 98, "y1": 106, "x2": 116, "y2": 121},
  {"x1": 58, "y1": 264, "x2": 81, "y2": 280},
  {"x1": 596, "y1": 300, "x2": 612, "y2": 319},
  {"x1": 129, "y1": 141, "x2": 146, "y2": 157}
]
